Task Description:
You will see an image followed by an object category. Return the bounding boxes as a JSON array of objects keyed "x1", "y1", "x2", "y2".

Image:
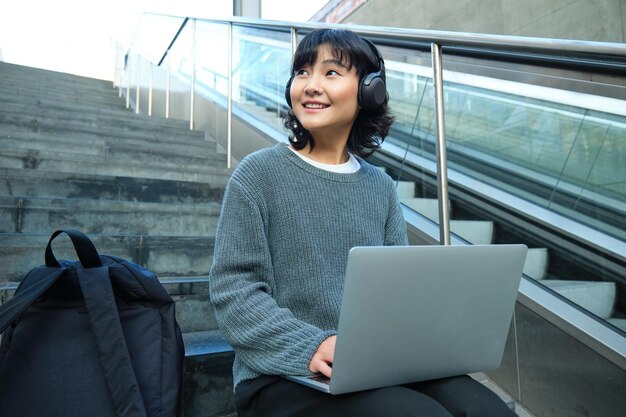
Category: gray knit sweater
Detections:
[{"x1": 209, "y1": 143, "x2": 408, "y2": 388}]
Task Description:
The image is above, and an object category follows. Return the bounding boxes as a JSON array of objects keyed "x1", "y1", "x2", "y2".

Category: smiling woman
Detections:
[{"x1": 208, "y1": 28, "x2": 520, "y2": 417}]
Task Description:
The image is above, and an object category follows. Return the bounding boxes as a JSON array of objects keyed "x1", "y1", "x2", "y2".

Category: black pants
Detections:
[{"x1": 235, "y1": 375, "x2": 518, "y2": 417}]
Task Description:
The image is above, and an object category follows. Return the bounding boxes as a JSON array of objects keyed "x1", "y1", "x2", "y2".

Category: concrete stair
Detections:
[
  {"x1": 0, "y1": 167, "x2": 227, "y2": 203},
  {"x1": 0, "y1": 196, "x2": 221, "y2": 235},
  {"x1": 1, "y1": 233, "x2": 216, "y2": 282},
  {"x1": 0, "y1": 62, "x2": 236, "y2": 416}
]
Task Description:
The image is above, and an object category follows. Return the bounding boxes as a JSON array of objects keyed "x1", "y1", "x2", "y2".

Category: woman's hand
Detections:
[{"x1": 309, "y1": 335, "x2": 336, "y2": 378}]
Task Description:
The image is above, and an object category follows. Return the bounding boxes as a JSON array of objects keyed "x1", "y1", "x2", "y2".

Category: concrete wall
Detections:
[{"x1": 344, "y1": 0, "x2": 626, "y2": 43}]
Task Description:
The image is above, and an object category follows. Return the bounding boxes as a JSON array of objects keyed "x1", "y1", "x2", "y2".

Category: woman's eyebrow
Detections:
[{"x1": 322, "y1": 59, "x2": 348, "y2": 68}]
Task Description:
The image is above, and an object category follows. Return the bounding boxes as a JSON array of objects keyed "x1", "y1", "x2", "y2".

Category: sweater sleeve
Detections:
[
  {"x1": 384, "y1": 181, "x2": 409, "y2": 246},
  {"x1": 209, "y1": 177, "x2": 335, "y2": 376}
]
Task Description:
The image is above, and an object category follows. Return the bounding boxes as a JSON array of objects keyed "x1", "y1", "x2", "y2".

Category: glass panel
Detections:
[
  {"x1": 383, "y1": 46, "x2": 441, "y2": 221},
  {"x1": 167, "y1": 22, "x2": 194, "y2": 121},
  {"x1": 195, "y1": 21, "x2": 229, "y2": 96},
  {"x1": 231, "y1": 25, "x2": 292, "y2": 131},
  {"x1": 193, "y1": 21, "x2": 229, "y2": 146}
]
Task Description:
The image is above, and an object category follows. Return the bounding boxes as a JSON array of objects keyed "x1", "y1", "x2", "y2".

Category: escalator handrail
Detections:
[{"x1": 135, "y1": 12, "x2": 626, "y2": 74}]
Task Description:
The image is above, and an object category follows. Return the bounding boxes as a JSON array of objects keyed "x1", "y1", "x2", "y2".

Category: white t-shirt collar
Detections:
[{"x1": 288, "y1": 146, "x2": 360, "y2": 174}]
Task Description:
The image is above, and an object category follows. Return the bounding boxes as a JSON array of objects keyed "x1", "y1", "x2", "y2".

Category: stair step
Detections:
[
  {"x1": 0, "y1": 93, "x2": 179, "y2": 127},
  {"x1": 0, "y1": 196, "x2": 221, "y2": 236},
  {"x1": 107, "y1": 146, "x2": 227, "y2": 168},
  {"x1": 0, "y1": 130, "x2": 223, "y2": 166},
  {"x1": 0, "y1": 100, "x2": 200, "y2": 137},
  {"x1": 1, "y1": 133, "x2": 105, "y2": 156},
  {"x1": 182, "y1": 330, "x2": 236, "y2": 417},
  {"x1": 163, "y1": 278, "x2": 219, "y2": 334},
  {"x1": 401, "y1": 197, "x2": 451, "y2": 222},
  {"x1": 0, "y1": 275, "x2": 218, "y2": 334},
  {"x1": 395, "y1": 180, "x2": 416, "y2": 199},
  {"x1": 0, "y1": 109, "x2": 213, "y2": 147},
  {"x1": 522, "y1": 248, "x2": 548, "y2": 280},
  {"x1": 0, "y1": 233, "x2": 215, "y2": 282},
  {"x1": 0, "y1": 133, "x2": 224, "y2": 166},
  {"x1": 0, "y1": 76, "x2": 122, "y2": 96},
  {"x1": 0, "y1": 276, "x2": 219, "y2": 334},
  {"x1": 183, "y1": 329, "x2": 232, "y2": 357},
  {"x1": 0, "y1": 84, "x2": 126, "y2": 108},
  {"x1": 0, "y1": 113, "x2": 207, "y2": 146},
  {"x1": 0, "y1": 147, "x2": 232, "y2": 183},
  {"x1": 0, "y1": 62, "x2": 116, "y2": 89},
  {"x1": 542, "y1": 280, "x2": 616, "y2": 319},
  {"x1": 450, "y1": 220, "x2": 494, "y2": 244},
  {"x1": 0, "y1": 74, "x2": 123, "y2": 100},
  {"x1": 400, "y1": 197, "x2": 493, "y2": 244},
  {"x1": 0, "y1": 167, "x2": 226, "y2": 203}
]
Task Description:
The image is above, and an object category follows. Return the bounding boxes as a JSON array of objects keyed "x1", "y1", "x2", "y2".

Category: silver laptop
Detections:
[{"x1": 285, "y1": 244, "x2": 528, "y2": 395}]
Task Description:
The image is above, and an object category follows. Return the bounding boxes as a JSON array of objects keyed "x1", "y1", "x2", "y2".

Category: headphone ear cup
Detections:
[
  {"x1": 285, "y1": 76, "x2": 294, "y2": 108},
  {"x1": 358, "y1": 71, "x2": 386, "y2": 110}
]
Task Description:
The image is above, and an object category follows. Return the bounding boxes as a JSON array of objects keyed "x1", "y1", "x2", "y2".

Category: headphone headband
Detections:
[{"x1": 362, "y1": 38, "x2": 386, "y2": 83}]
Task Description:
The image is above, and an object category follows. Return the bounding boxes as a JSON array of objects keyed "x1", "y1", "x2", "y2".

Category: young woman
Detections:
[{"x1": 209, "y1": 28, "x2": 518, "y2": 417}]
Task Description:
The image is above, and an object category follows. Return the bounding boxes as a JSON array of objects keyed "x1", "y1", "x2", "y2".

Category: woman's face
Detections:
[{"x1": 290, "y1": 44, "x2": 360, "y2": 140}]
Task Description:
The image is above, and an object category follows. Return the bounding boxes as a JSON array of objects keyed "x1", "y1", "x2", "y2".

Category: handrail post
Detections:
[
  {"x1": 125, "y1": 55, "x2": 131, "y2": 109},
  {"x1": 114, "y1": 42, "x2": 122, "y2": 95},
  {"x1": 135, "y1": 57, "x2": 141, "y2": 114},
  {"x1": 148, "y1": 62, "x2": 153, "y2": 117},
  {"x1": 190, "y1": 18, "x2": 196, "y2": 130},
  {"x1": 431, "y1": 42, "x2": 451, "y2": 246},
  {"x1": 287, "y1": 28, "x2": 297, "y2": 117},
  {"x1": 166, "y1": 53, "x2": 170, "y2": 119},
  {"x1": 291, "y1": 27, "x2": 297, "y2": 56},
  {"x1": 227, "y1": 22, "x2": 233, "y2": 169}
]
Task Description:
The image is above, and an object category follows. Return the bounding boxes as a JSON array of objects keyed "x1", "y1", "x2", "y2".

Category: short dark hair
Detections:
[{"x1": 283, "y1": 29, "x2": 394, "y2": 158}]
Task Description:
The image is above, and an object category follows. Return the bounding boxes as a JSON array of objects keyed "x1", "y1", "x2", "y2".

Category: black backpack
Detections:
[{"x1": 0, "y1": 229, "x2": 184, "y2": 417}]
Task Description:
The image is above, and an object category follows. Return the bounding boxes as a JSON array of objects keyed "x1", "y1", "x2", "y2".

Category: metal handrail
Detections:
[
  {"x1": 139, "y1": 12, "x2": 626, "y2": 64},
  {"x1": 157, "y1": 17, "x2": 189, "y2": 66}
]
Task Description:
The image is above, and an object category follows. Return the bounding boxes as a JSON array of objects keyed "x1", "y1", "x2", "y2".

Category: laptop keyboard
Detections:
[{"x1": 308, "y1": 374, "x2": 330, "y2": 385}]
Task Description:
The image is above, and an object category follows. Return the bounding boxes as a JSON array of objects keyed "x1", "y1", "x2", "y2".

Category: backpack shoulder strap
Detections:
[
  {"x1": 78, "y1": 266, "x2": 149, "y2": 417},
  {"x1": 0, "y1": 267, "x2": 66, "y2": 334},
  {"x1": 46, "y1": 229, "x2": 101, "y2": 268}
]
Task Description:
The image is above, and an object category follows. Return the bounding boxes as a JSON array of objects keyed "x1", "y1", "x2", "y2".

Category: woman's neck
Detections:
[
  {"x1": 296, "y1": 142, "x2": 348, "y2": 165},
  {"x1": 297, "y1": 131, "x2": 350, "y2": 165}
]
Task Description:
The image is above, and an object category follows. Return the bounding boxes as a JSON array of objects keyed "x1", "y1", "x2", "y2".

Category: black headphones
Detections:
[{"x1": 285, "y1": 38, "x2": 386, "y2": 111}]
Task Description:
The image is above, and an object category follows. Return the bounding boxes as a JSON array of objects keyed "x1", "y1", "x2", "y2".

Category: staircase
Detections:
[{"x1": 0, "y1": 62, "x2": 236, "y2": 417}]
